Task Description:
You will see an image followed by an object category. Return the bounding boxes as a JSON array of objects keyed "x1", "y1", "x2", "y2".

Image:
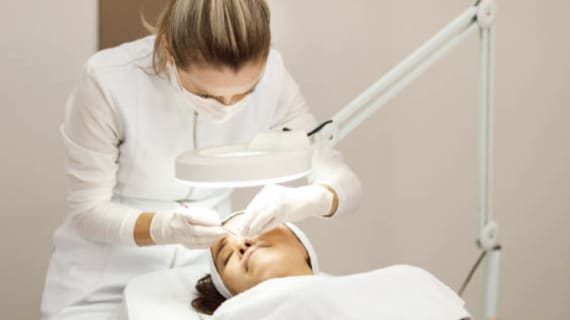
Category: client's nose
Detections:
[{"x1": 237, "y1": 239, "x2": 254, "y2": 256}]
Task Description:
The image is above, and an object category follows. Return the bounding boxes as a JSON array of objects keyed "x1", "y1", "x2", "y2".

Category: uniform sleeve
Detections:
[
  {"x1": 61, "y1": 65, "x2": 141, "y2": 246},
  {"x1": 270, "y1": 68, "x2": 362, "y2": 216}
]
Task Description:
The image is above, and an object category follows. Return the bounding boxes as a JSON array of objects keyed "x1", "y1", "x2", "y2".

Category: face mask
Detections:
[{"x1": 168, "y1": 63, "x2": 250, "y2": 123}]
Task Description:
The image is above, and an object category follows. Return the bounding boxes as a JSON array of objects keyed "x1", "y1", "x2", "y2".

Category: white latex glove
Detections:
[
  {"x1": 232, "y1": 184, "x2": 334, "y2": 238},
  {"x1": 150, "y1": 206, "x2": 226, "y2": 249}
]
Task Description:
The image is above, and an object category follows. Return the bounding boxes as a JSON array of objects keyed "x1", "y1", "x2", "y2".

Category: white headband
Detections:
[{"x1": 209, "y1": 220, "x2": 319, "y2": 299}]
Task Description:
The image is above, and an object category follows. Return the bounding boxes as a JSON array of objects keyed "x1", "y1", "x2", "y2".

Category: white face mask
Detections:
[{"x1": 168, "y1": 63, "x2": 250, "y2": 123}]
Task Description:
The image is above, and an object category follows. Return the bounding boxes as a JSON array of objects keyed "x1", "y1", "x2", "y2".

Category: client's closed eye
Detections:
[
  {"x1": 224, "y1": 251, "x2": 233, "y2": 266},
  {"x1": 224, "y1": 246, "x2": 248, "y2": 266}
]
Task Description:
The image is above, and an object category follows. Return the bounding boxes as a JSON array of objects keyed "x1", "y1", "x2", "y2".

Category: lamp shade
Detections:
[{"x1": 175, "y1": 131, "x2": 312, "y2": 188}]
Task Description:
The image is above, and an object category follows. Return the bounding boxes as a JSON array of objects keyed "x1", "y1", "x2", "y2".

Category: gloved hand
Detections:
[
  {"x1": 150, "y1": 206, "x2": 226, "y2": 249},
  {"x1": 232, "y1": 184, "x2": 334, "y2": 238}
]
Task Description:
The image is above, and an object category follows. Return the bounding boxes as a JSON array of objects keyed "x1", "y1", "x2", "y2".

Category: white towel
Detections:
[{"x1": 213, "y1": 265, "x2": 470, "y2": 320}]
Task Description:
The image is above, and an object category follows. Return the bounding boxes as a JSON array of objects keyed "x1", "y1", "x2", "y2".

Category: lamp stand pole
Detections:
[{"x1": 476, "y1": 1, "x2": 501, "y2": 319}]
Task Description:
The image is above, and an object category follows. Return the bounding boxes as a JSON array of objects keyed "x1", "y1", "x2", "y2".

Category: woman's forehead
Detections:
[{"x1": 182, "y1": 60, "x2": 265, "y2": 97}]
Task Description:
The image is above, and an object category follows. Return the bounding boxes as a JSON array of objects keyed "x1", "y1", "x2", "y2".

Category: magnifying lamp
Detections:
[
  {"x1": 175, "y1": 130, "x2": 314, "y2": 188},
  {"x1": 175, "y1": 1, "x2": 500, "y2": 318}
]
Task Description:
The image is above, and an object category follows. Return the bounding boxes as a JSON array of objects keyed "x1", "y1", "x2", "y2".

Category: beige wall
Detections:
[
  {"x1": 0, "y1": 1, "x2": 98, "y2": 318},
  {"x1": 99, "y1": 0, "x2": 167, "y2": 49},
  {"x1": 2, "y1": 0, "x2": 568, "y2": 319}
]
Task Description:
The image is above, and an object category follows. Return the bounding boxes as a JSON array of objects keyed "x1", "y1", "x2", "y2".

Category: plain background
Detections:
[
  {"x1": 0, "y1": 0, "x2": 99, "y2": 317},
  {"x1": 1, "y1": 0, "x2": 568, "y2": 319}
]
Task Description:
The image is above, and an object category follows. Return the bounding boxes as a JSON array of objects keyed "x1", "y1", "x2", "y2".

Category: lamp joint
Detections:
[
  {"x1": 477, "y1": 220, "x2": 499, "y2": 251},
  {"x1": 476, "y1": 0, "x2": 497, "y2": 29},
  {"x1": 314, "y1": 120, "x2": 339, "y2": 146}
]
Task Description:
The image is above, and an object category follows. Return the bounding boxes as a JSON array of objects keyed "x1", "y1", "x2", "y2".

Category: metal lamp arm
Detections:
[
  {"x1": 311, "y1": 1, "x2": 500, "y2": 319},
  {"x1": 315, "y1": 3, "x2": 483, "y2": 147}
]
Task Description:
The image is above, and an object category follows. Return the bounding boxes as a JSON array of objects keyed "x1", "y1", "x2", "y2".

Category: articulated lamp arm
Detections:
[
  {"x1": 316, "y1": 2, "x2": 483, "y2": 146},
  {"x1": 310, "y1": 1, "x2": 500, "y2": 319}
]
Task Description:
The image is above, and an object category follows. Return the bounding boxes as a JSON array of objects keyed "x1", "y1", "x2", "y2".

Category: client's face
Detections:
[{"x1": 210, "y1": 215, "x2": 313, "y2": 295}]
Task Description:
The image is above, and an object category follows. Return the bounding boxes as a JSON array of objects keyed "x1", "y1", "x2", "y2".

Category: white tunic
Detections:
[{"x1": 41, "y1": 36, "x2": 362, "y2": 319}]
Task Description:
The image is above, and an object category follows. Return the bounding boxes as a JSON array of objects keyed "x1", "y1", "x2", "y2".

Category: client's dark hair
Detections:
[
  {"x1": 191, "y1": 274, "x2": 226, "y2": 315},
  {"x1": 191, "y1": 256, "x2": 312, "y2": 315}
]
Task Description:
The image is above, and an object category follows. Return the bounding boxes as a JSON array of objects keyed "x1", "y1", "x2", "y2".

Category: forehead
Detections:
[{"x1": 181, "y1": 60, "x2": 265, "y2": 96}]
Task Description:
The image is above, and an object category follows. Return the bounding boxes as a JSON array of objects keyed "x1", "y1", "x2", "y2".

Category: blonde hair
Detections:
[{"x1": 149, "y1": 0, "x2": 271, "y2": 74}]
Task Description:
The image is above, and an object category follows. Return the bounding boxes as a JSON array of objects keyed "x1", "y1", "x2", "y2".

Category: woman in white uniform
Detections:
[{"x1": 41, "y1": 1, "x2": 362, "y2": 319}]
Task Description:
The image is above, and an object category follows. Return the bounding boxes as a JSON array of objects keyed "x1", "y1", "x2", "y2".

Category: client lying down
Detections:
[
  {"x1": 192, "y1": 212, "x2": 470, "y2": 319},
  {"x1": 192, "y1": 211, "x2": 315, "y2": 314}
]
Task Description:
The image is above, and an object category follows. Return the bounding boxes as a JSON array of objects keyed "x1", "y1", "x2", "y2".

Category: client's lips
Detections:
[{"x1": 243, "y1": 246, "x2": 260, "y2": 270}]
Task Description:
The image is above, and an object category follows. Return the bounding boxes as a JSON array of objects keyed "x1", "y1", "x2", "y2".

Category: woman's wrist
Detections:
[{"x1": 134, "y1": 212, "x2": 156, "y2": 246}]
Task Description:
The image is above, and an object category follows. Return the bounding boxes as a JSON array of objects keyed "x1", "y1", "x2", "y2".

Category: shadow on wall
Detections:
[{"x1": 99, "y1": 0, "x2": 168, "y2": 49}]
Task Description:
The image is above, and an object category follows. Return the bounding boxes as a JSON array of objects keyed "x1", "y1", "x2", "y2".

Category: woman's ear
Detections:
[{"x1": 161, "y1": 34, "x2": 174, "y2": 64}]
